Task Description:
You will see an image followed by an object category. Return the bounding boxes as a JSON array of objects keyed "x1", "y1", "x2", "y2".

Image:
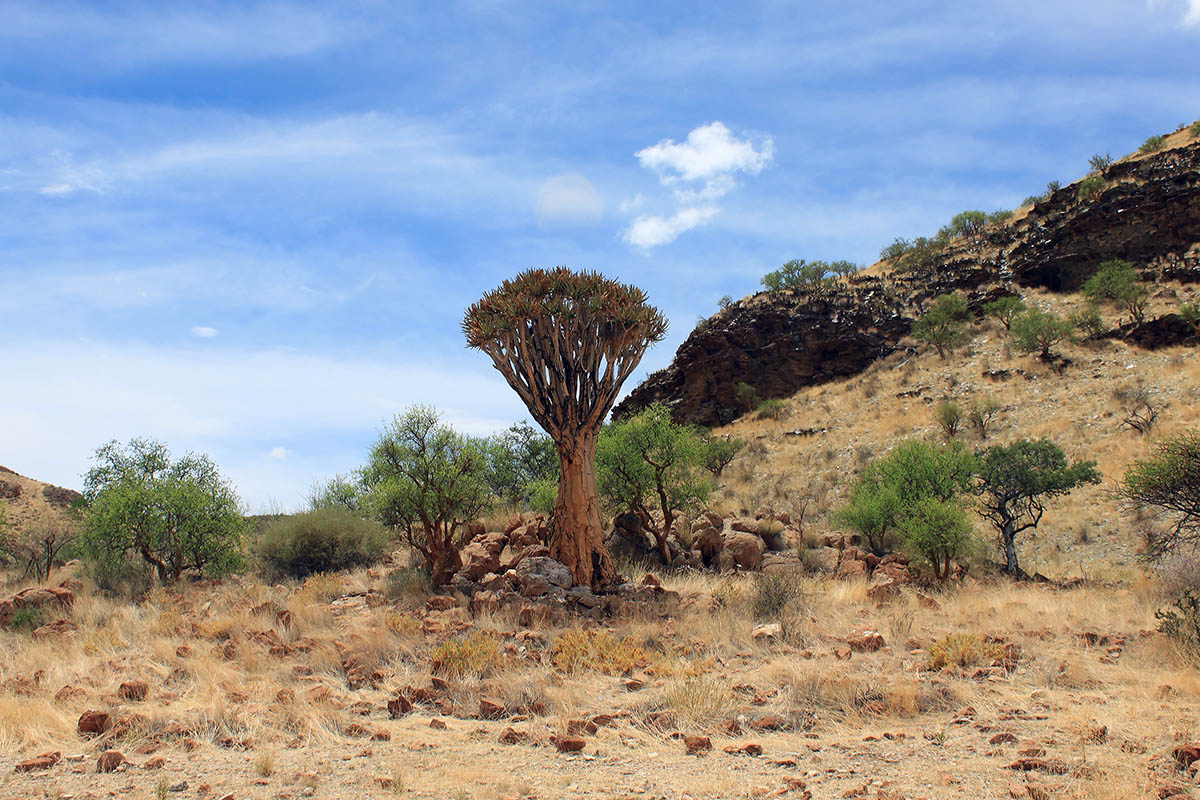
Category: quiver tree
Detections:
[{"x1": 464, "y1": 268, "x2": 667, "y2": 588}]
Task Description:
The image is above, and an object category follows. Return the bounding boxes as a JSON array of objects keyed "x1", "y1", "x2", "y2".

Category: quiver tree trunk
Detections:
[{"x1": 550, "y1": 433, "x2": 615, "y2": 588}]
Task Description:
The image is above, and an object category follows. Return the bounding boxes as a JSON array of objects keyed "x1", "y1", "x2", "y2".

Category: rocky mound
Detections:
[
  {"x1": 619, "y1": 138, "x2": 1200, "y2": 426},
  {"x1": 0, "y1": 465, "x2": 82, "y2": 538}
]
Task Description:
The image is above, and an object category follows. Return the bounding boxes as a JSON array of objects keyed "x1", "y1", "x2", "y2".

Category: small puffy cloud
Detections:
[
  {"x1": 267, "y1": 446, "x2": 290, "y2": 460},
  {"x1": 39, "y1": 184, "x2": 75, "y2": 196},
  {"x1": 190, "y1": 325, "x2": 219, "y2": 338},
  {"x1": 535, "y1": 173, "x2": 604, "y2": 226},
  {"x1": 624, "y1": 206, "x2": 719, "y2": 249},
  {"x1": 1186, "y1": 0, "x2": 1200, "y2": 24},
  {"x1": 623, "y1": 122, "x2": 773, "y2": 250},
  {"x1": 636, "y1": 122, "x2": 773, "y2": 185}
]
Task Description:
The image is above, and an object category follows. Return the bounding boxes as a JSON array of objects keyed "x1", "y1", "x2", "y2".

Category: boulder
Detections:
[
  {"x1": 724, "y1": 532, "x2": 765, "y2": 571},
  {"x1": 0, "y1": 585, "x2": 76, "y2": 627},
  {"x1": 693, "y1": 526, "x2": 724, "y2": 564},
  {"x1": 118, "y1": 680, "x2": 149, "y2": 702},
  {"x1": 78, "y1": 710, "x2": 113, "y2": 736},
  {"x1": 835, "y1": 558, "x2": 869, "y2": 580},
  {"x1": 866, "y1": 573, "x2": 901, "y2": 603},
  {"x1": 514, "y1": 557, "x2": 573, "y2": 591},
  {"x1": 684, "y1": 735, "x2": 712, "y2": 755},
  {"x1": 456, "y1": 533, "x2": 507, "y2": 581},
  {"x1": 96, "y1": 750, "x2": 126, "y2": 773},
  {"x1": 846, "y1": 628, "x2": 886, "y2": 652}
]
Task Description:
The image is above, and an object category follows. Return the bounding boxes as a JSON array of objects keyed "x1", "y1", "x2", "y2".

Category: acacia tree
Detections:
[
  {"x1": 596, "y1": 404, "x2": 714, "y2": 565},
  {"x1": 79, "y1": 438, "x2": 246, "y2": 584},
  {"x1": 463, "y1": 268, "x2": 667, "y2": 588},
  {"x1": 1120, "y1": 432, "x2": 1200, "y2": 561},
  {"x1": 362, "y1": 406, "x2": 490, "y2": 587},
  {"x1": 973, "y1": 439, "x2": 1100, "y2": 577}
]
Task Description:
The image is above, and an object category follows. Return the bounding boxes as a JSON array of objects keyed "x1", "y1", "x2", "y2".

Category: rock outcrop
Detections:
[{"x1": 617, "y1": 139, "x2": 1200, "y2": 426}]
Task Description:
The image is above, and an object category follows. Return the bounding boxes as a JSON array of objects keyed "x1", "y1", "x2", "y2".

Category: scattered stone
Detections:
[
  {"x1": 554, "y1": 735, "x2": 586, "y2": 753},
  {"x1": 684, "y1": 735, "x2": 712, "y2": 755},
  {"x1": 429, "y1": 718, "x2": 447, "y2": 730},
  {"x1": 96, "y1": 750, "x2": 125, "y2": 773},
  {"x1": 387, "y1": 694, "x2": 412, "y2": 718},
  {"x1": 1008, "y1": 757, "x2": 1069, "y2": 775},
  {"x1": 78, "y1": 710, "x2": 113, "y2": 736},
  {"x1": 15, "y1": 752, "x2": 60, "y2": 772},
  {"x1": 498, "y1": 727, "x2": 528, "y2": 745},
  {"x1": 846, "y1": 628, "x2": 885, "y2": 652},
  {"x1": 725, "y1": 743, "x2": 764, "y2": 756},
  {"x1": 479, "y1": 698, "x2": 506, "y2": 720},
  {"x1": 752, "y1": 623, "x2": 782, "y2": 642},
  {"x1": 990, "y1": 732, "x2": 1018, "y2": 746},
  {"x1": 142, "y1": 757, "x2": 166, "y2": 770},
  {"x1": 118, "y1": 680, "x2": 149, "y2": 702}
]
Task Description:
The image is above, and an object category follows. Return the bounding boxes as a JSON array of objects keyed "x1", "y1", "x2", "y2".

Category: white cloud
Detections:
[
  {"x1": 636, "y1": 122, "x2": 773, "y2": 185},
  {"x1": 190, "y1": 326, "x2": 219, "y2": 338},
  {"x1": 38, "y1": 184, "x2": 74, "y2": 196},
  {"x1": 1185, "y1": 0, "x2": 1200, "y2": 24},
  {"x1": 534, "y1": 173, "x2": 604, "y2": 226},
  {"x1": 267, "y1": 446, "x2": 290, "y2": 460},
  {"x1": 624, "y1": 206, "x2": 719, "y2": 249},
  {"x1": 623, "y1": 122, "x2": 773, "y2": 249}
]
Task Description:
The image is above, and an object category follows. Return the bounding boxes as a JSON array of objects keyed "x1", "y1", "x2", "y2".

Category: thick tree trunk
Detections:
[
  {"x1": 1001, "y1": 521, "x2": 1022, "y2": 577},
  {"x1": 549, "y1": 432, "x2": 616, "y2": 589}
]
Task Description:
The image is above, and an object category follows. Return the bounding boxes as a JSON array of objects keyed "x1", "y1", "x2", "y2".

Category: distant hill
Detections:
[{"x1": 0, "y1": 465, "x2": 82, "y2": 537}]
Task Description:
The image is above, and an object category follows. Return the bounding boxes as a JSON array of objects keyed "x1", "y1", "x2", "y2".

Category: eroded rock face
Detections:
[
  {"x1": 617, "y1": 141, "x2": 1200, "y2": 427},
  {"x1": 615, "y1": 285, "x2": 911, "y2": 427}
]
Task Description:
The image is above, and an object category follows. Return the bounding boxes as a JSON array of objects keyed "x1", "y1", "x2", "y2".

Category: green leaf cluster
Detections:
[
  {"x1": 1082, "y1": 259, "x2": 1148, "y2": 325},
  {"x1": 912, "y1": 293, "x2": 971, "y2": 359},
  {"x1": 760, "y1": 259, "x2": 858, "y2": 292},
  {"x1": 1121, "y1": 432, "x2": 1200, "y2": 561},
  {"x1": 1011, "y1": 307, "x2": 1075, "y2": 358}
]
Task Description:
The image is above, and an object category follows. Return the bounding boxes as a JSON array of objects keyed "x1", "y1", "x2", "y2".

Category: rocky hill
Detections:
[
  {"x1": 617, "y1": 130, "x2": 1200, "y2": 427},
  {"x1": 0, "y1": 465, "x2": 82, "y2": 538}
]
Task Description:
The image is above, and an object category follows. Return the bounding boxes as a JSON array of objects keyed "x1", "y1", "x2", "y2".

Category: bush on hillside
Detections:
[
  {"x1": 1070, "y1": 304, "x2": 1107, "y2": 339},
  {"x1": 1191, "y1": 121, "x2": 1200, "y2": 139},
  {"x1": 1082, "y1": 259, "x2": 1148, "y2": 325},
  {"x1": 756, "y1": 398, "x2": 788, "y2": 420},
  {"x1": 760, "y1": 259, "x2": 855, "y2": 292},
  {"x1": 934, "y1": 400, "x2": 964, "y2": 440},
  {"x1": 1087, "y1": 153, "x2": 1114, "y2": 174},
  {"x1": 1078, "y1": 174, "x2": 1106, "y2": 203},
  {"x1": 1120, "y1": 432, "x2": 1200, "y2": 562},
  {"x1": 880, "y1": 234, "x2": 949, "y2": 273},
  {"x1": 967, "y1": 397, "x2": 1002, "y2": 440},
  {"x1": 983, "y1": 296, "x2": 1025, "y2": 330},
  {"x1": 1139, "y1": 134, "x2": 1167, "y2": 154},
  {"x1": 913, "y1": 293, "x2": 971, "y2": 359},
  {"x1": 257, "y1": 507, "x2": 390, "y2": 579},
  {"x1": 1011, "y1": 307, "x2": 1074, "y2": 360}
]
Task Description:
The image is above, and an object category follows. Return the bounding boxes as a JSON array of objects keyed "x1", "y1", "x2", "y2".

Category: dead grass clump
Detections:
[
  {"x1": 927, "y1": 632, "x2": 1005, "y2": 670},
  {"x1": 550, "y1": 628, "x2": 648, "y2": 675},
  {"x1": 293, "y1": 573, "x2": 344, "y2": 605},
  {"x1": 659, "y1": 676, "x2": 733, "y2": 730},
  {"x1": 430, "y1": 631, "x2": 503, "y2": 679},
  {"x1": 752, "y1": 571, "x2": 806, "y2": 620},
  {"x1": 384, "y1": 567, "x2": 431, "y2": 605}
]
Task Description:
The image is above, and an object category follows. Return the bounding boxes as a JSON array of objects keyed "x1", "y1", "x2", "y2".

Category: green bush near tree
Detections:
[
  {"x1": 1082, "y1": 259, "x2": 1149, "y2": 325},
  {"x1": 913, "y1": 293, "x2": 971, "y2": 359},
  {"x1": 1011, "y1": 308, "x2": 1075, "y2": 359},
  {"x1": 1139, "y1": 135, "x2": 1167, "y2": 154},
  {"x1": 983, "y1": 296, "x2": 1025, "y2": 330},
  {"x1": 257, "y1": 507, "x2": 390, "y2": 579}
]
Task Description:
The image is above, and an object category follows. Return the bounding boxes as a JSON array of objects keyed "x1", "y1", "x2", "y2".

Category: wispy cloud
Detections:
[
  {"x1": 190, "y1": 326, "x2": 219, "y2": 338},
  {"x1": 535, "y1": 173, "x2": 604, "y2": 226},
  {"x1": 623, "y1": 122, "x2": 773, "y2": 249}
]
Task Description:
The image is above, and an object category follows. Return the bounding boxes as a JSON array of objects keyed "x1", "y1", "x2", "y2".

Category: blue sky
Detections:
[{"x1": 2, "y1": 1, "x2": 1198, "y2": 510}]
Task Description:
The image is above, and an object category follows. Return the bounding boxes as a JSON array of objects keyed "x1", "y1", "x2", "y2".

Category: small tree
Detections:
[
  {"x1": 702, "y1": 435, "x2": 743, "y2": 477},
  {"x1": 935, "y1": 400, "x2": 964, "y2": 440},
  {"x1": 836, "y1": 439, "x2": 976, "y2": 558},
  {"x1": 1011, "y1": 307, "x2": 1074, "y2": 360},
  {"x1": 18, "y1": 518, "x2": 79, "y2": 583},
  {"x1": 362, "y1": 406, "x2": 491, "y2": 586},
  {"x1": 464, "y1": 268, "x2": 667, "y2": 588},
  {"x1": 735, "y1": 381, "x2": 759, "y2": 413},
  {"x1": 941, "y1": 210, "x2": 988, "y2": 252},
  {"x1": 973, "y1": 439, "x2": 1100, "y2": 576},
  {"x1": 983, "y1": 296, "x2": 1025, "y2": 330},
  {"x1": 1078, "y1": 175, "x2": 1106, "y2": 203},
  {"x1": 1088, "y1": 153, "x2": 1114, "y2": 175},
  {"x1": 900, "y1": 496, "x2": 976, "y2": 581},
  {"x1": 881, "y1": 234, "x2": 949, "y2": 273},
  {"x1": 1179, "y1": 301, "x2": 1200, "y2": 336},
  {"x1": 913, "y1": 293, "x2": 971, "y2": 359},
  {"x1": 307, "y1": 473, "x2": 365, "y2": 513},
  {"x1": 761, "y1": 259, "x2": 833, "y2": 292},
  {"x1": 481, "y1": 421, "x2": 558, "y2": 506},
  {"x1": 596, "y1": 404, "x2": 713, "y2": 565},
  {"x1": 1191, "y1": 121, "x2": 1200, "y2": 139},
  {"x1": 79, "y1": 438, "x2": 246, "y2": 584},
  {"x1": 1082, "y1": 259, "x2": 1149, "y2": 325},
  {"x1": 1070, "y1": 304, "x2": 1107, "y2": 339},
  {"x1": 967, "y1": 397, "x2": 1002, "y2": 440},
  {"x1": 1119, "y1": 432, "x2": 1200, "y2": 561}
]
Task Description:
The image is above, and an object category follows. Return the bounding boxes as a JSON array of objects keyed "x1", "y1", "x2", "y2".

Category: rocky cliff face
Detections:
[
  {"x1": 1007, "y1": 143, "x2": 1200, "y2": 290},
  {"x1": 617, "y1": 139, "x2": 1200, "y2": 426}
]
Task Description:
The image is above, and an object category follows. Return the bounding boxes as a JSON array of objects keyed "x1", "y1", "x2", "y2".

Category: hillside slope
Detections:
[{"x1": 0, "y1": 466, "x2": 81, "y2": 539}]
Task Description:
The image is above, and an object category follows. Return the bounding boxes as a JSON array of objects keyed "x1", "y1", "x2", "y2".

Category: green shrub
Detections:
[
  {"x1": 934, "y1": 400, "x2": 964, "y2": 440},
  {"x1": 1046, "y1": 180, "x2": 1061, "y2": 193},
  {"x1": 983, "y1": 296, "x2": 1025, "y2": 330},
  {"x1": 1191, "y1": 121, "x2": 1200, "y2": 139},
  {"x1": 756, "y1": 398, "x2": 788, "y2": 420},
  {"x1": 257, "y1": 508, "x2": 390, "y2": 579},
  {"x1": 761, "y1": 259, "x2": 832, "y2": 292},
  {"x1": 703, "y1": 436, "x2": 744, "y2": 477},
  {"x1": 6, "y1": 605, "x2": 44, "y2": 633},
  {"x1": 913, "y1": 294, "x2": 971, "y2": 359},
  {"x1": 431, "y1": 631, "x2": 503, "y2": 679},
  {"x1": 735, "y1": 381, "x2": 759, "y2": 412},
  {"x1": 1082, "y1": 259, "x2": 1148, "y2": 325},
  {"x1": 1120, "y1": 432, "x2": 1200, "y2": 561},
  {"x1": 1078, "y1": 174, "x2": 1106, "y2": 203},
  {"x1": 881, "y1": 235, "x2": 949, "y2": 273},
  {"x1": 1070, "y1": 304, "x2": 1107, "y2": 338},
  {"x1": 1139, "y1": 134, "x2": 1167, "y2": 154},
  {"x1": 967, "y1": 397, "x2": 1002, "y2": 440},
  {"x1": 385, "y1": 566, "x2": 431, "y2": 604},
  {"x1": 526, "y1": 475, "x2": 558, "y2": 515},
  {"x1": 1011, "y1": 307, "x2": 1075, "y2": 359},
  {"x1": 1180, "y1": 301, "x2": 1200, "y2": 335}
]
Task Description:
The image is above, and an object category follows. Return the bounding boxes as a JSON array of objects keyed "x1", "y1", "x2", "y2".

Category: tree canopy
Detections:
[
  {"x1": 79, "y1": 438, "x2": 246, "y2": 584},
  {"x1": 1120, "y1": 432, "x2": 1200, "y2": 561}
]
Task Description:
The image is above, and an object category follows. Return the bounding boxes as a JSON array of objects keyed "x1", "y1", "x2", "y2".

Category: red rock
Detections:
[
  {"x1": 1172, "y1": 743, "x2": 1200, "y2": 769},
  {"x1": 498, "y1": 727, "x2": 528, "y2": 744},
  {"x1": 624, "y1": 678, "x2": 645, "y2": 691},
  {"x1": 479, "y1": 697, "x2": 505, "y2": 720},
  {"x1": 835, "y1": 558, "x2": 869, "y2": 580},
  {"x1": 554, "y1": 735, "x2": 586, "y2": 753},
  {"x1": 429, "y1": 718, "x2": 447, "y2": 730},
  {"x1": 846, "y1": 628, "x2": 885, "y2": 652},
  {"x1": 750, "y1": 715, "x2": 788, "y2": 732},
  {"x1": 724, "y1": 532, "x2": 765, "y2": 570},
  {"x1": 684, "y1": 735, "x2": 712, "y2": 755},
  {"x1": 32, "y1": 619, "x2": 77, "y2": 638},
  {"x1": 387, "y1": 694, "x2": 412, "y2": 718},
  {"x1": 96, "y1": 750, "x2": 125, "y2": 773},
  {"x1": 14, "y1": 752, "x2": 60, "y2": 772},
  {"x1": 142, "y1": 756, "x2": 166, "y2": 770},
  {"x1": 118, "y1": 680, "x2": 149, "y2": 701},
  {"x1": 724, "y1": 743, "x2": 764, "y2": 756},
  {"x1": 833, "y1": 646, "x2": 852, "y2": 660},
  {"x1": 78, "y1": 710, "x2": 113, "y2": 736},
  {"x1": 990, "y1": 732, "x2": 1018, "y2": 745}
]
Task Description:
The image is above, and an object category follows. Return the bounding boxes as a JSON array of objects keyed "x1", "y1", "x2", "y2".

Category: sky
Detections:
[{"x1": 2, "y1": 1, "x2": 1199, "y2": 510}]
